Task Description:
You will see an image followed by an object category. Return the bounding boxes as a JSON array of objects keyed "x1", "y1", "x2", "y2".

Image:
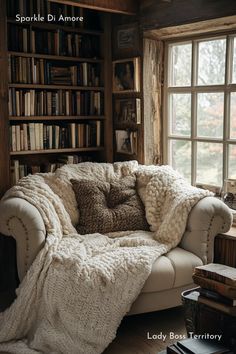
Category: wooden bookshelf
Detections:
[
  {"x1": 0, "y1": 0, "x2": 113, "y2": 196},
  {"x1": 9, "y1": 84, "x2": 104, "y2": 90},
  {"x1": 9, "y1": 115, "x2": 105, "y2": 121},
  {"x1": 7, "y1": 18, "x2": 104, "y2": 36},
  {"x1": 10, "y1": 147, "x2": 104, "y2": 156},
  {"x1": 9, "y1": 51, "x2": 103, "y2": 63}
]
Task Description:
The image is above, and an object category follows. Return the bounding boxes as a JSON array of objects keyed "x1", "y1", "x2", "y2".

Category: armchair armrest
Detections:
[
  {"x1": 180, "y1": 196, "x2": 232, "y2": 264},
  {"x1": 0, "y1": 197, "x2": 46, "y2": 281}
]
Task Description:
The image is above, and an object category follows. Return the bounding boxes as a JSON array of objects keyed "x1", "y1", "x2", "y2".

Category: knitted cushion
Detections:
[{"x1": 71, "y1": 176, "x2": 149, "y2": 234}]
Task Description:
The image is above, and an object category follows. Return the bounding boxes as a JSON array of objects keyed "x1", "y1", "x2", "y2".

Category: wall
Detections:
[{"x1": 140, "y1": 0, "x2": 236, "y2": 31}]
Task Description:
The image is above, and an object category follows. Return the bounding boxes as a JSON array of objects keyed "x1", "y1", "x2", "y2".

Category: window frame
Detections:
[{"x1": 163, "y1": 32, "x2": 236, "y2": 187}]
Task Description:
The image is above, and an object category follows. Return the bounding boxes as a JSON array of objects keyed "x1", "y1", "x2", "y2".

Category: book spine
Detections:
[
  {"x1": 13, "y1": 160, "x2": 20, "y2": 184},
  {"x1": 96, "y1": 121, "x2": 101, "y2": 147},
  {"x1": 29, "y1": 123, "x2": 36, "y2": 150},
  {"x1": 11, "y1": 125, "x2": 16, "y2": 152},
  {"x1": 16, "y1": 125, "x2": 21, "y2": 151},
  {"x1": 192, "y1": 274, "x2": 236, "y2": 299},
  {"x1": 198, "y1": 295, "x2": 236, "y2": 316},
  {"x1": 199, "y1": 288, "x2": 236, "y2": 306},
  {"x1": 195, "y1": 266, "x2": 236, "y2": 287},
  {"x1": 23, "y1": 123, "x2": 28, "y2": 151}
]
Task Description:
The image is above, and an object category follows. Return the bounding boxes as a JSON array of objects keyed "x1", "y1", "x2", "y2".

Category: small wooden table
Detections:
[
  {"x1": 214, "y1": 226, "x2": 236, "y2": 267},
  {"x1": 182, "y1": 288, "x2": 236, "y2": 351}
]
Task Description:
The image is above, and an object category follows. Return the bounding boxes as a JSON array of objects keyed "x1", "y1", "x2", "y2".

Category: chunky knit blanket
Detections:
[{"x1": 0, "y1": 162, "x2": 211, "y2": 354}]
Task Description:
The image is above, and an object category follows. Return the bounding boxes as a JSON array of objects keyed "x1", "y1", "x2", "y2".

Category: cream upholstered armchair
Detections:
[{"x1": 0, "y1": 163, "x2": 232, "y2": 315}]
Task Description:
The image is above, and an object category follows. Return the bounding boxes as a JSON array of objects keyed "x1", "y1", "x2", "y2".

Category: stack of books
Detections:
[
  {"x1": 167, "y1": 338, "x2": 231, "y2": 353},
  {"x1": 193, "y1": 263, "x2": 236, "y2": 316}
]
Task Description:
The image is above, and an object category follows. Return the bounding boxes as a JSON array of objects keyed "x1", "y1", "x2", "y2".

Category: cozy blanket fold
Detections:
[{"x1": 0, "y1": 162, "x2": 211, "y2": 354}]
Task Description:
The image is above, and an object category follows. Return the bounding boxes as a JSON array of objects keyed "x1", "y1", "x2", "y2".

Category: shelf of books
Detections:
[{"x1": 6, "y1": 0, "x2": 112, "y2": 186}]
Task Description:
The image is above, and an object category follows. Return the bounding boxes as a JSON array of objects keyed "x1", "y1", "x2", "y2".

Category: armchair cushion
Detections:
[
  {"x1": 71, "y1": 176, "x2": 149, "y2": 235},
  {"x1": 142, "y1": 247, "x2": 203, "y2": 293}
]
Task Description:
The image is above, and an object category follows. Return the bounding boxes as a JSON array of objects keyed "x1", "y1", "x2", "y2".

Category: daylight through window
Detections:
[{"x1": 164, "y1": 35, "x2": 236, "y2": 187}]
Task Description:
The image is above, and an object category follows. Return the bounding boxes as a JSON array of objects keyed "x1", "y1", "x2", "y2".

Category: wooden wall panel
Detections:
[
  {"x1": 102, "y1": 13, "x2": 113, "y2": 162},
  {"x1": 140, "y1": 0, "x2": 236, "y2": 31},
  {"x1": 143, "y1": 39, "x2": 163, "y2": 165},
  {"x1": 49, "y1": 0, "x2": 138, "y2": 15},
  {"x1": 0, "y1": 0, "x2": 10, "y2": 197}
]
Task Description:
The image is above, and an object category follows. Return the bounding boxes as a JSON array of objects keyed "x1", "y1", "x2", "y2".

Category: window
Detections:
[{"x1": 164, "y1": 35, "x2": 236, "y2": 187}]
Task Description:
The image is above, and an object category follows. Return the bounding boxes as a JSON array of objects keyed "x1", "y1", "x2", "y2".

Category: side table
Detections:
[
  {"x1": 214, "y1": 226, "x2": 236, "y2": 267},
  {"x1": 0, "y1": 233, "x2": 18, "y2": 311},
  {"x1": 182, "y1": 288, "x2": 236, "y2": 351}
]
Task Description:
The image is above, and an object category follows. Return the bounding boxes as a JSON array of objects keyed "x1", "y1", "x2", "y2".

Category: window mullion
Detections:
[
  {"x1": 191, "y1": 40, "x2": 198, "y2": 185},
  {"x1": 223, "y1": 35, "x2": 233, "y2": 182}
]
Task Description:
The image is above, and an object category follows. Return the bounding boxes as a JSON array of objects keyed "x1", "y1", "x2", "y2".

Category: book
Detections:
[
  {"x1": 29, "y1": 123, "x2": 36, "y2": 151},
  {"x1": 11, "y1": 125, "x2": 16, "y2": 152},
  {"x1": 198, "y1": 294, "x2": 236, "y2": 315},
  {"x1": 199, "y1": 288, "x2": 236, "y2": 306},
  {"x1": 15, "y1": 125, "x2": 21, "y2": 151},
  {"x1": 192, "y1": 274, "x2": 236, "y2": 299},
  {"x1": 13, "y1": 160, "x2": 19, "y2": 184},
  {"x1": 35, "y1": 123, "x2": 40, "y2": 150},
  {"x1": 167, "y1": 344, "x2": 186, "y2": 354},
  {"x1": 194, "y1": 263, "x2": 236, "y2": 287},
  {"x1": 177, "y1": 338, "x2": 230, "y2": 354}
]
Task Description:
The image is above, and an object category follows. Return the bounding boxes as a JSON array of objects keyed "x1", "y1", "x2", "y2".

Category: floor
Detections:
[
  {"x1": 0, "y1": 291, "x2": 186, "y2": 354},
  {"x1": 104, "y1": 306, "x2": 186, "y2": 354}
]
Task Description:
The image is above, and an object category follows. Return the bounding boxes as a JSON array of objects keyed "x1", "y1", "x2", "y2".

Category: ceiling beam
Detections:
[{"x1": 48, "y1": 0, "x2": 138, "y2": 15}]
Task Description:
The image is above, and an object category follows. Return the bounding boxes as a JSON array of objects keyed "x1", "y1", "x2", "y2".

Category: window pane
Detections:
[
  {"x1": 197, "y1": 92, "x2": 224, "y2": 138},
  {"x1": 197, "y1": 38, "x2": 226, "y2": 85},
  {"x1": 169, "y1": 43, "x2": 192, "y2": 87},
  {"x1": 228, "y1": 145, "x2": 236, "y2": 179},
  {"x1": 196, "y1": 142, "x2": 223, "y2": 185},
  {"x1": 232, "y1": 38, "x2": 236, "y2": 83},
  {"x1": 169, "y1": 139, "x2": 191, "y2": 182},
  {"x1": 169, "y1": 93, "x2": 191, "y2": 136},
  {"x1": 230, "y1": 92, "x2": 236, "y2": 139}
]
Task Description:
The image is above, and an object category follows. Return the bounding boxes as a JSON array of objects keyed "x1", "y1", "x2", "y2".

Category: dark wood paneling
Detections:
[
  {"x1": 214, "y1": 228, "x2": 236, "y2": 267},
  {"x1": 49, "y1": 0, "x2": 138, "y2": 15},
  {"x1": 102, "y1": 13, "x2": 113, "y2": 162},
  {"x1": 140, "y1": 0, "x2": 236, "y2": 31},
  {"x1": 0, "y1": 0, "x2": 10, "y2": 197}
]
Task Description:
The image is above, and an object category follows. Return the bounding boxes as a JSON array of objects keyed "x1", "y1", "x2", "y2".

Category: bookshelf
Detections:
[
  {"x1": 111, "y1": 22, "x2": 143, "y2": 162},
  {"x1": 0, "y1": 0, "x2": 113, "y2": 196}
]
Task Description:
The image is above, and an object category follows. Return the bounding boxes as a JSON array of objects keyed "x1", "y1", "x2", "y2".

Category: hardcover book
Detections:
[
  {"x1": 198, "y1": 295, "x2": 236, "y2": 316},
  {"x1": 177, "y1": 338, "x2": 230, "y2": 354},
  {"x1": 194, "y1": 264, "x2": 236, "y2": 287},
  {"x1": 192, "y1": 274, "x2": 236, "y2": 299},
  {"x1": 199, "y1": 288, "x2": 236, "y2": 306}
]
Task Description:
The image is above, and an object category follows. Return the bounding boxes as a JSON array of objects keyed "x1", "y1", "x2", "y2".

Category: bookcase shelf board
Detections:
[
  {"x1": 9, "y1": 84, "x2": 104, "y2": 91},
  {"x1": 10, "y1": 116, "x2": 105, "y2": 121},
  {"x1": 10, "y1": 147, "x2": 104, "y2": 156},
  {"x1": 9, "y1": 52, "x2": 103, "y2": 63}
]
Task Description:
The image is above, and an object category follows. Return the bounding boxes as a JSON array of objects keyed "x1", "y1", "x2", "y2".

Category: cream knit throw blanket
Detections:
[{"x1": 0, "y1": 162, "x2": 211, "y2": 354}]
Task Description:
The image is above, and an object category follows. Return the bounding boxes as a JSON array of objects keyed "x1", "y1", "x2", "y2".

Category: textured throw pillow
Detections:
[{"x1": 71, "y1": 176, "x2": 149, "y2": 234}]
